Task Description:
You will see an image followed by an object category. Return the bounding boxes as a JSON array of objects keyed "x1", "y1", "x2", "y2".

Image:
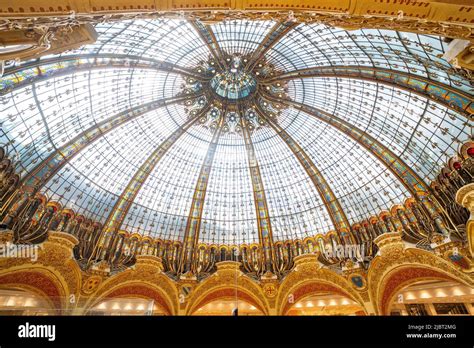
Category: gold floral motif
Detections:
[
  {"x1": 263, "y1": 283, "x2": 278, "y2": 298},
  {"x1": 81, "y1": 276, "x2": 102, "y2": 295}
]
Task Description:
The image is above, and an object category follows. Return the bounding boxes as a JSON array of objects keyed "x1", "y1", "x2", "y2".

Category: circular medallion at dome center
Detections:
[{"x1": 209, "y1": 57, "x2": 257, "y2": 100}]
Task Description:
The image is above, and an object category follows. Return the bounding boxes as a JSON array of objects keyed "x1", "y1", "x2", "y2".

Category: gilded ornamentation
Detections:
[
  {"x1": 0, "y1": 24, "x2": 96, "y2": 63},
  {"x1": 0, "y1": 230, "x2": 82, "y2": 311},
  {"x1": 0, "y1": 232, "x2": 472, "y2": 315},
  {"x1": 0, "y1": 269, "x2": 65, "y2": 310},
  {"x1": 81, "y1": 276, "x2": 102, "y2": 295},
  {"x1": 184, "y1": 261, "x2": 269, "y2": 315},
  {"x1": 276, "y1": 258, "x2": 366, "y2": 315},
  {"x1": 83, "y1": 255, "x2": 179, "y2": 315},
  {"x1": 348, "y1": 273, "x2": 367, "y2": 291},
  {"x1": 263, "y1": 283, "x2": 277, "y2": 298},
  {"x1": 368, "y1": 243, "x2": 474, "y2": 314},
  {"x1": 0, "y1": 0, "x2": 472, "y2": 311}
]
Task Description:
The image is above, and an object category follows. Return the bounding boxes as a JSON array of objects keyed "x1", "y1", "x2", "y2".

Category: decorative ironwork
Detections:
[
  {"x1": 179, "y1": 113, "x2": 226, "y2": 276},
  {"x1": 263, "y1": 92, "x2": 453, "y2": 238},
  {"x1": 18, "y1": 93, "x2": 203, "y2": 193},
  {"x1": 255, "y1": 102, "x2": 354, "y2": 244},
  {"x1": 263, "y1": 66, "x2": 474, "y2": 117},
  {"x1": 1, "y1": 53, "x2": 208, "y2": 95},
  {"x1": 241, "y1": 118, "x2": 276, "y2": 275}
]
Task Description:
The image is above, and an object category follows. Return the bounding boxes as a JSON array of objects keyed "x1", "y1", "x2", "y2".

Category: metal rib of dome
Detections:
[{"x1": 0, "y1": 18, "x2": 472, "y2": 248}]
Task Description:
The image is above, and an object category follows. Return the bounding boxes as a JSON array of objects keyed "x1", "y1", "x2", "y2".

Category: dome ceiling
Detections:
[{"x1": 0, "y1": 18, "x2": 471, "y2": 246}]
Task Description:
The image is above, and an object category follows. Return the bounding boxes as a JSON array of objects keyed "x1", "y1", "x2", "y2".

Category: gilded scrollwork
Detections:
[
  {"x1": 183, "y1": 261, "x2": 270, "y2": 315},
  {"x1": 275, "y1": 256, "x2": 367, "y2": 315},
  {"x1": 0, "y1": 231, "x2": 472, "y2": 315},
  {"x1": 83, "y1": 255, "x2": 179, "y2": 314},
  {"x1": 368, "y1": 242, "x2": 474, "y2": 314}
]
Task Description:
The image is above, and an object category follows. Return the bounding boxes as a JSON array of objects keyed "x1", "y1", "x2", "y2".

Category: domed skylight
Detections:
[{"x1": 0, "y1": 18, "x2": 471, "y2": 245}]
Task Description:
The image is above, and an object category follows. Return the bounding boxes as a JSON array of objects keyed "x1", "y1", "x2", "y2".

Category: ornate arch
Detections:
[
  {"x1": 85, "y1": 281, "x2": 175, "y2": 315},
  {"x1": 0, "y1": 231, "x2": 82, "y2": 312},
  {"x1": 276, "y1": 255, "x2": 367, "y2": 315},
  {"x1": 184, "y1": 262, "x2": 269, "y2": 315},
  {"x1": 368, "y1": 246, "x2": 474, "y2": 315},
  {"x1": 186, "y1": 286, "x2": 267, "y2": 315},
  {"x1": 83, "y1": 256, "x2": 179, "y2": 315},
  {"x1": 0, "y1": 267, "x2": 69, "y2": 312}
]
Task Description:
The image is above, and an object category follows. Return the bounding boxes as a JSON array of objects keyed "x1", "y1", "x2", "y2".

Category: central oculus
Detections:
[{"x1": 210, "y1": 56, "x2": 257, "y2": 100}]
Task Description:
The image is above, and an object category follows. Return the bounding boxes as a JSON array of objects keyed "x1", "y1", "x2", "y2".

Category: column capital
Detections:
[
  {"x1": 455, "y1": 183, "x2": 474, "y2": 257},
  {"x1": 374, "y1": 232, "x2": 404, "y2": 255},
  {"x1": 293, "y1": 253, "x2": 321, "y2": 270},
  {"x1": 135, "y1": 255, "x2": 164, "y2": 273},
  {"x1": 456, "y1": 183, "x2": 474, "y2": 213},
  {"x1": 46, "y1": 231, "x2": 79, "y2": 250},
  {"x1": 215, "y1": 261, "x2": 241, "y2": 272}
]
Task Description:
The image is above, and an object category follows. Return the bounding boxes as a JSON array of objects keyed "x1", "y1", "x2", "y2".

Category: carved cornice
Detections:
[
  {"x1": 0, "y1": 10, "x2": 472, "y2": 40},
  {"x1": 215, "y1": 260, "x2": 242, "y2": 271}
]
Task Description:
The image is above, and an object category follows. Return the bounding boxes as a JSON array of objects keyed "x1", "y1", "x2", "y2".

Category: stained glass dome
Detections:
[{"x1": 1, "y1": 18, "x2": 471, "y2": 247}]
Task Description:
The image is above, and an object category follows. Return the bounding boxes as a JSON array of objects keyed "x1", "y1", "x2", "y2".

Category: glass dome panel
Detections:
[{"x1": 1, "y1": 17, "x2": 471, "y2": 244}]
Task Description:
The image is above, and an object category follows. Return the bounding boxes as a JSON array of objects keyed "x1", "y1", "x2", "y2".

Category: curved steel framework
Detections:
[
  {"x1": 261, "y1": 92, "x2": 450, "y2": 235},
  {"x1": 0, "y1": 53, "x2": 208, "y2": 96},
  {"x1": 103, "y1": 105, "x2": 211, "y2": 235},
  {"x1": 18, "y1": 93, "x2": 202, "y2": 193},
  {"x1": 255, "y1": 103, "x2": 353, "y2": 243},
  {"x1": 179, "y1": 114, "x2": 226, "y2": 274},
  {"x1": 262, "y1": 66, "x2": 474, "y2": 117}
]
